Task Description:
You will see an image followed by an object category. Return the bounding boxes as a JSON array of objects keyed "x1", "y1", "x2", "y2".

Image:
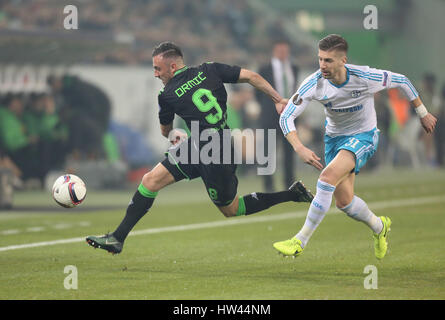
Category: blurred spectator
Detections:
[
  {"x1": 227, "y1": 85, "x2": 256, "y2": 130},
  {"x1": 47, "y1": 74, "x2": 111, "y2": 160},
  {"x1": 23, "y1": 93, "x2": 69, "y2": 177},
  {"x1": 0, "y1": 155, "x2": 14, "y2": 209},
  {"x1": 0, "y1": 0, "x2": 292, "y2": 67},
  {"x1": 0, "y1": 146, "x2": 21, "y2": 180},
  {"x1": 0, "y1": 93, "x2": 39, "y2": 181},
  {"x1": 435, "y1": 84, "x2": 445, "y2": 167},
  {"x1": 419, "y1": 73, "x2": 440, "y2": 166},
  {"x1": 255, "y1": 38, "x2": 299, "y2": 192},
  {"x1": 368, "y1": 91, "x2": 392, "y2": 169},
  {"x1": 387, "y1": 88, "x2": 425, "y2": 168},
  {"x1": 109, "y1": 121, "x2": 156, "y2": 169},
  {"x1": 227, "y1": 85, "x2": 258, "y2": 174}
]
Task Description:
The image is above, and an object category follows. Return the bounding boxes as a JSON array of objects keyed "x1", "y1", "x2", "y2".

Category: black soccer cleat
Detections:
[
  {"x1": 86, "y1": 233, "x2": 123, "y2": 255},
  {"x1": 289, "y1": 180, "x2": 314, "y2": 203}
]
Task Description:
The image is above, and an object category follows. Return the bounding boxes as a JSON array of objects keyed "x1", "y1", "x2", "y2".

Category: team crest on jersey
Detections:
[{"x1": 351, "y1": 90, "x2": 362, "y2": 98}]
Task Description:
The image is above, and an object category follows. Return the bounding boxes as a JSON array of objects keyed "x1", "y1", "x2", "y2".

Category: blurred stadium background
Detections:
[
  {"x1": 1, "y1": 0, "x2": 445, "y2": 204},
  {"x1": 0, "y1": 0, "x2": 445, "y2": 301}
]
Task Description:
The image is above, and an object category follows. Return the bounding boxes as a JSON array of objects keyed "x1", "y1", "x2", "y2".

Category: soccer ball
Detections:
[{"x1": 52, "y1": 174, "x2": 87, "y2": 208}]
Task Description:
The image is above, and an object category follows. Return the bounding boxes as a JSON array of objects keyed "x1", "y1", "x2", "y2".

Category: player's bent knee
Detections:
[
  {"x1": 216, "y1": 195, "x2": 239, "y2": 218},
  {"x1": 141, "y1": 172, "x2": 153, "y2": 190},
  {"x1": 219, "y1": 208, "x2": 236, "y2": 218},
  {"x1": 218, "y1": 203, "x2": 238, "y2": 218},
  {"x1": 336, "y1": 199, "x2": 351, "y2": 210},
  {"x1": 141, "y1": 171, "x2": 161, "y2": 192},
  {"x1": 334, "y1": 189, "x2": 354, "y2": 209},
  {"x1": 319, "y1": 169, "x2": 336, "y2": 186}
]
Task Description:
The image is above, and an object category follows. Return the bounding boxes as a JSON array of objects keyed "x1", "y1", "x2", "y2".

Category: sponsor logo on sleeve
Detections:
[{"x1": 293, "y1": 94, "x2": 303, "y2": 105}]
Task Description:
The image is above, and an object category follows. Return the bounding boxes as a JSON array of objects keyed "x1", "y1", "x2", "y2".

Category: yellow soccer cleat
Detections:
[
  {"x1": 373, "y1": 216, "x2": 392, "y2": 260},
  {"x1": 273, "y1": 237, "x2": 304, "y2": 257}
]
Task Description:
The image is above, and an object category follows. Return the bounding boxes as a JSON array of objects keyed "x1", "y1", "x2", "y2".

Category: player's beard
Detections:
[
  {"x1": 162, "y1": 72, "x2": 174, "y2": 85},
  {"x1": 161, "y1": 76, "x2": 168, "y2": 85}
]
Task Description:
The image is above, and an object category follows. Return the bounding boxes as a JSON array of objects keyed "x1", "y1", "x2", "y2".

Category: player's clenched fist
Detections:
[{"x1": 420, "y1": 113, "x2": 437, "y2": 134}]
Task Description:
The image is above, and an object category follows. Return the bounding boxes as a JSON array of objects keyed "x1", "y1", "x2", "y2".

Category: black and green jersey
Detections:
[{"x1": 158, "y1": 62, "x2": 241, "y2": 132}]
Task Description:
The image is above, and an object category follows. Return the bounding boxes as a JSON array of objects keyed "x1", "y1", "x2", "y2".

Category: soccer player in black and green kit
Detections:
[{"x1": 86, "y1": 42, "x2": 314, "y2": 254}]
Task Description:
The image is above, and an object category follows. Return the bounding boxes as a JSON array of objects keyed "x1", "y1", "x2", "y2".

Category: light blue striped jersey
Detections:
[{"x1": 280, "y1": 63, "x2": 419, "y2": 137}]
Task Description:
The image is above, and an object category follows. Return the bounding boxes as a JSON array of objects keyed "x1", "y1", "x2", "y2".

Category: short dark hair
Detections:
[
  {"x1": 423, "y1": 72, "x2": 436, "y2": 84},
  {"x1": 318, "y1": 34, "x2": 348, "y2": 53},
  {"x1": 152, "y1": 41, "x2": 183, "y2": 59},
  {"x1": 273, "y1": 37, "x2": 290, "y2": 46}
]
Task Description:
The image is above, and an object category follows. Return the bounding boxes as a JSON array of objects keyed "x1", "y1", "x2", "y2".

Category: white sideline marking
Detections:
[
  {"x1": 1, "y1": 229, "x2": 20, "y2": 235},
  {"x1": 0, "y1": 221, "x2": 92, "y2": 236},
  {"x1": 0, "y1": 195, "x2": 444, "y2": 252},
  {"x1": 25, "y1": 227, "x2": 46, "y2": 233}
]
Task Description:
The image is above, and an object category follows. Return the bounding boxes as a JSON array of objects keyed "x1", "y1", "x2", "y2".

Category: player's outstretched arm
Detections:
[
  {"x1": 412, "y1": 97, "x2": 437, "y2": 134},
  {"x1": 238, "y1": 68, "x2": 287, "y2": 114},
  {"x1": 286, "y1": 131, "x2": 324, "y2": 171},
  {"x1": 368, "y1": 67, "x2": 437, "y2": 134},
  {"x1": 278, "y1": 90, "x2": 322, "y2": 170}
]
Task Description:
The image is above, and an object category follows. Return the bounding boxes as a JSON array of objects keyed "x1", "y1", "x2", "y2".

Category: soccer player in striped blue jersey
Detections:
[{"x1": 273, "y1": 34, "x2": 437, "y2": 259}]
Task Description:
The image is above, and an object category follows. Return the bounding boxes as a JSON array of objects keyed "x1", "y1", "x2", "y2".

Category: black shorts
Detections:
[{"x1": 161, "y1": 133, "x2": 238, "y2": 207}]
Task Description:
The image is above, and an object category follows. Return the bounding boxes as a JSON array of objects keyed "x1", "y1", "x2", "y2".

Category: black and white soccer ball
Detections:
[{"x1": 52, "y1": 174, "x2": 87, "y2": 208}]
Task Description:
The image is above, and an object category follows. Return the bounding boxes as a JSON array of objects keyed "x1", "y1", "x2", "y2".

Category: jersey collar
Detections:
[
  {"x1": 328, "y1": 66, "x2": 349, "y2": 88},
  {"x1": 174, "y1": 66, "x2": 188, "y2": 76}
]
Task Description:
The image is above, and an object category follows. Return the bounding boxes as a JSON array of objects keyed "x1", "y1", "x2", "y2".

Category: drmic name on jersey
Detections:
[{"x1": 175, "y1": 72, "x2": 207, "y2": 98}]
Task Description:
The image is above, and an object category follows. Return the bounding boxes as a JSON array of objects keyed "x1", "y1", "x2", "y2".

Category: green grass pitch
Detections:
[{"x1": 0, "y1": 168, "x2": 444, "y2": 300}]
